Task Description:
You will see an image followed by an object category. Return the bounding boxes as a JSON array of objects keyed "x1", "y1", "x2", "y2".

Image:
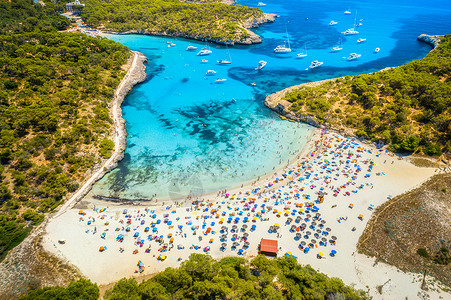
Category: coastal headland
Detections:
[
  {"x1": 105, "y1": 13, "x2": 277, "y2": 45},
  {"x1": 0, "y1": 50, "x2": 147, "y2": 298}
]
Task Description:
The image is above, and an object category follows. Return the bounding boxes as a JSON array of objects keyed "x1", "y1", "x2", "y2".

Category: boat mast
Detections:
[
  {"x1": 353, "y1": 10, "x2": 357, "y2": 30},
  {"x1": 286, "y1": 25, "x2": 291, "y2": 49}
]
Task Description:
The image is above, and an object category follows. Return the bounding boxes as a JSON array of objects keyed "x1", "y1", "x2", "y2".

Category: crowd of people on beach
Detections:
[{"x1": 76, "y1": 131, "x2": 396, "y2": 269}]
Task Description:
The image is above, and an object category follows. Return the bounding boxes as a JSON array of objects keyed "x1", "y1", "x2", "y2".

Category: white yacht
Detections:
[
  {"x1": 206, "y1": 70, "x2": 217, "y2": 76},
  {"x1": 215, "y1": 78, "x2": 227, "y2": 83},
  {"x1": 343, "y1": 10, "x2": 359, "y2": 35},
  {"x1": 296, "y1": 43, "x2": 308, "y2": 58},
  {"x1": 344, "y1": 10, "x2": 351, "y2": 14},
  {"x1": 257, "y1": 2, "x2": 266, "y2": 6},
  {"x1": 274, "y1": 26, "x2": 292, "y2": 53},
  {"x1": 329, "y1": 20, "x2": 338, "y2": 26},
  {"x1": 197, "y1": 48, "x2": 212, "y2": 56},
  {"x1": 255, "y1": 60, "x2": 267, "y2": 70},
  {"x1": 186, "y1": 45, "x2": 198, "y2": 51},
  {"x1": 357, "y1": 38, "x2": 366, "y2": 43},
  {"x1": 274, "y1": 45, "x2": 292, "y2": 53},
  {"x1": 343, "y1": 29, "x2": 359, "y2": 35},
  {"x1": 374, "y1": 48, "x2": 380, "y2": 53},
  {"x1": 331, "y1": 38, "x2": 343, "y2": 52},
  {"x1": 347, "y1": 53, "x2": 361, "y2": 60},
  {"x1": 201, "y1": 59, "x2": 208, "y2": 63},
  {"x1": 309, "y1": 60, "x2": 323, "y2": 69},
  {"x1": 218, "y1": 45, "x2": 232, "y2": 64}
]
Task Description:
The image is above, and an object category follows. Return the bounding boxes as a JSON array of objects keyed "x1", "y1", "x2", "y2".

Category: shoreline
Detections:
[
  {"x1": 90, "y1": 127, "x2": 320, "y2": 206},
  {"x1": 264, "y1": 34, "x2": 443, "y2": 147},
  {"x1": 52, "y1": 50, "x2": 147, "y2": 218},
  {"x1": 42, "y1": 130, "x2": 446, "y2": 299},
  {"x1": 101, "y1": 13, "x2": 277, "y2": 46}
]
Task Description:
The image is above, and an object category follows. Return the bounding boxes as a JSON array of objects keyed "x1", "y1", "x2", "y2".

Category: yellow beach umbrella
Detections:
[
  {"x1": 274, "y1": 223, "x2": 279, "y2": 227},
  {"x1": 318, "y1": 252, "x2": 324, "y2": 256}
]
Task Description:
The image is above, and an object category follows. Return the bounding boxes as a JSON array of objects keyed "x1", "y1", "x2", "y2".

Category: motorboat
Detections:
[
  {"x1": 257, "y1": 2, "x2": 266, "y2": 6},
  {"x1": 374, "y1": 48, "x2": 380, "y2": 53},
  {"x1": 347, "y1": 53, "x2": 361, "y2": 60},
  {"x1": 186, "y1": 45, "x2": 198, "y2": 51},
  {"x1": 215, "y1": 78, "x2": 227, "y2": 83},
  {"x1": 357, "y1": 38, "x2": 366, "y2": 43},
  {"x1": 206, "y1": 70, "x2": 217, "y2": 76},
  {"x1": 167, "y1": 43, "x2": 176, "y2": 48},
  {"x1": 255, "y1": 60, "x2": 267, "y2": 70},
  {"x1": 197, "y1": 48, "x2": 212, "y2": 56},
  {"x1": 329, "y1": 20, "x2": 338, "y2": 26},
  {"x1": 309, "y1": 60, "x2": 323, "y2": 69},
  {"x1": 344, "y1": 10, "x2": 351, "y2": 14},
  {"x1": 201, "y1": 59, "x2": 208, "y2": 63}
]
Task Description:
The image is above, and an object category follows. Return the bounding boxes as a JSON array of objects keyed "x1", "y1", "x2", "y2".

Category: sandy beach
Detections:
[{"x1": 42, "y1": 130, "x2": 448, "y2": 299}]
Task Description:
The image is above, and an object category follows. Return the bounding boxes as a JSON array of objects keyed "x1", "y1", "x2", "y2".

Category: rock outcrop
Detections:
[{"x1": 417, "y1": 34, "x2": 444, "y2": 49}]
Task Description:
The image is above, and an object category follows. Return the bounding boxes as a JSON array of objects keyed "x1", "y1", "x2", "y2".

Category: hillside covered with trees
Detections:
[
  {"x1": 282, "y1": 35, "x2": 451, "y2": 156},
  {"x1": 81, "y1": 0, "x2": 265, "y2": 43},
  {"x1": 20, "y1": 254, "x2": 369, "y2": 300},
  {"x1": 0, "y1": 0, "x2": 130, "y2": 261}
]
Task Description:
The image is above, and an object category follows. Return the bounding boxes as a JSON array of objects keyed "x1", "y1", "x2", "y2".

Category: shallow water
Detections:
[{"x1": 91, "y1": 0, "x2": 451, "y2": 201}]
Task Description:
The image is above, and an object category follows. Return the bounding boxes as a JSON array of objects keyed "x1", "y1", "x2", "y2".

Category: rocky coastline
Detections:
[
  {"x1": 264, "y1": 34, "x2": 445, "y2": 131},
  {"x1": 417, "y1": 34, "x2": 444, "y2": 48},
  {"x1": 264, "y1": 78, "x2": 337, "y2": 128},
  {"x1": 104, "y1": 13, "x2": 277, "y2": 45},
  {"x1": 54, "y1": 51, "x2": 148, "y2": 216}
]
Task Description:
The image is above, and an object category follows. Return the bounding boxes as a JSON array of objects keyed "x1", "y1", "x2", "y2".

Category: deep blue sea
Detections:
[{"x1": 91, "y1": 0, "x2": 451, "y2": 200}]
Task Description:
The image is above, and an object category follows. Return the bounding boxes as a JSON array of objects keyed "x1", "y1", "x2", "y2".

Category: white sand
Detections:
[{"x1": 42, "y1": 131, "x2": 448, "y2": 299}]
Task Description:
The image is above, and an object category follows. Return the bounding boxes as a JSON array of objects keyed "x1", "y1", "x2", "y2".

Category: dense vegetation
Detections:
[
  {"x1": 82, "y1": 0, "x2": 264, "y2": 43},
  {"x1": 20, "y1": 278, "x2": 99, "y2": 300},
  {"x1": 283, "y1": 35, "x2": 451, "y2": 156},
  {"x1": 20, "y1": 254, "x2": 368, "y2": 299},
  {"x1": 0, "y1": 0, "x2": 130, "y2": 261}
]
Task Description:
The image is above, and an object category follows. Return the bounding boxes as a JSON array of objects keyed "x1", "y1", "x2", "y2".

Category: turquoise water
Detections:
[{"x1": 92, "y1": 0, "x2": 451, "y2": 201}]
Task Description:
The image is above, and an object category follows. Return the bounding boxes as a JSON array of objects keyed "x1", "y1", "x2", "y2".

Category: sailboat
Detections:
[
  {"x1": 274, "y1": 26, "x2": 292, "y2": 53},
  {"x1": 331, "y1": 38, "x2": 343, "y2": 52},
  {"x1": 217, "y1": 45, "x2": 232, "y2": 64},
  {"x1": 343, "y1": 11, "x2": 359, "y2": 35},
  {"x1": 296, "y1": 43, "x2": 307, "y2": 58}
]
